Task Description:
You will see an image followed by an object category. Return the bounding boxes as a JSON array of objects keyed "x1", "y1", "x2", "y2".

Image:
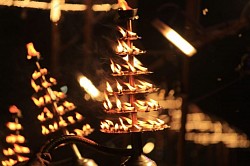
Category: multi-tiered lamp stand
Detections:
[
  {"x1": 100, "y1": 8, "x2": 169, "y2": 165},
  {"x1": 2, "y1": 106, "x2": 30, "y2": 166},
  {"x1": 26, "y1": 43, "x2": 95, "y2": 165}
]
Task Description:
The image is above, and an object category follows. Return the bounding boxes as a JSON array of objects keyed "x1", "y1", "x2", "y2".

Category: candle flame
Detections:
[
  {"x1": 118, "y1": 0, "x2": 131, "y2": 10},
  {"x1": 6, "y1": 122, "x2": 22, "y2": 131},
  {"x1": 26, "y1": 42, "x2": 40, "y2": 59},
  {"x1": 106, "y1": 81, "x2": 113, "y2": 93}
]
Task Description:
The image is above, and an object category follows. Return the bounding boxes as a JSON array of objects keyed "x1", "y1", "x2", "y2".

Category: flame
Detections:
[
  {"x1": 118, "y1": 0, "x2": 131, "y2": 10},
  {"x1": 79, "y1": 75, "x2": 101, "y2": 99},
  {"x1": 106, "y1": 81, "x2": 113, "y2": 93},
  {"x1": 31, "y1": 96, "x2": 44, "y2": 107},
  {"x1": 103, "y1": 93, "x2": 113, "y2": 109},
  {"x1": 44, "y1": 107, "x2": 53, "y2": 119},
  {"x1": 3, "y1": 148, "x2": 15, "y2": 156},
  {"x1": 119, "y1": 118, "x2": 128, "y2": 131},
  {"x1": 41, "y1": 125, "x2": 50, "y2": 135},
  {"x1": 110, "y1": 59, "x2": 122, "y2": 74},
  {"x1": 75, "y1": 112, "x2": 83, "y2": 120},
  {"x1": 6, "y1": 122, "x2": 22, "y2": 131},
  {"x1": 17, "y1": 155, "x2": 29, "y2": 162},
  {"x1": 31, "y1": 79, "x2": 42, "y2": 92},
  {"x1": 63, "y1": 101, "x2": 76, "y2": 110},
  {"x1": 49, "y1": 77, "x2": 57, "y2": 85},
  {"x1": 26, "y1": 42, "x2": 40, "y2": 59},
  {"x1": 42, "y1": 81, "x2": 52, "y2": 88},
  {"x1": 9, "y1": 105, "x2": 21, "y2": 115},
  {"x1": 124, "y1": 82, "x2": 136, "y2": 91},
  {"x1": 134, "y1": 102, "x2": 148, "y2": 112},
  {"x1": 137, "y1": 80, "x2": 152, "y2": 90},
  {"x1": 32, "y1": 70, "x2": 41, "y2": 80},
  {"x1": 37, "y1": 112, "x2": 45, "y2": 122},
  {"x1": 134, "y1": 58, "x2": 147, "y2": 71},
  {"x1": 115, "y1": 95, "x2": 122, "y2": 110},
  {"x1": 59, "y1": 117, "x2": 67, "y2": 127},
  {"x1": 57, "y1": 105, "x2": 65, "y2": 115},
  {"x1": 54, "y1": 91, "x2": 66, "y2": 99},
  {"x1": 13, "y1": 144, "x2": 30, "y2": 153},
  {"x1": 6, "y1": 134, "x2": 25, "y2": 144},
  {"x1": 2, "y1": 159, "x2": 17, "y2": 166},
  {"x1": 122, "y1": 102, "x2": 134, "y2": 111},
  {"x1": 116, "y1": 80, "x2": 123, "y2": 93},
  {"x1": 68, "y1": 116, "x2": 75, "y2": 124},
  {"x1": 40, "y1": 68, "x2": 48, "y2": 75},
  {"x1": 117, "y1": 26, "x2": 126, "y2": 37}
]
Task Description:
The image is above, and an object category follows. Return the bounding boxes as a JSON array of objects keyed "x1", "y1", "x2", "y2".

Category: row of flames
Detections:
[
  {"x1": 41, "y1": 112, "x2": 83, "y2": 135},
  {"x1": 110, "y1": 57, "x2": 149, "y2": 76},
  {"x1": 100, "y1": 117, "x2": 169, "y2": 133},
  {"x1": 103, "y1": 94, "x2": 160, "y2": 113},
  {"x1": 37, "y1": 102, "x2": 76, "y2": 122},
  {"x1": 105, "y1": 79, "x2": 156, "y2": 94}
]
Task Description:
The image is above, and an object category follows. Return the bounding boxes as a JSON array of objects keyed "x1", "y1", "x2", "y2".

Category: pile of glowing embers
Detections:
[{"x1": 100, "y1": 25, "x2": 170, "y2": 133}]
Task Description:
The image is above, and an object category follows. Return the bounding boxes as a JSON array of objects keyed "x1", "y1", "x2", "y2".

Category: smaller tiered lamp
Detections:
[
  {"x1": 1, "y1": 105, "x2": 30, "y2": 166},
  {"x1": 26, "y1": 43, "x2": 96, "y2": 165}
]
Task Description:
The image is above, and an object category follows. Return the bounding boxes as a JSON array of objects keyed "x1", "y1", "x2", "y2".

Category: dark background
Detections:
[{"x1": 1, "y1": 0, "x2": 250, "y2": 165}]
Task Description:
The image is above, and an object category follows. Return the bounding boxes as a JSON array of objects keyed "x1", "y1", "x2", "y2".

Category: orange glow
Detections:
[
  {"x1": 116, "y1": 40, "x2": 132, "y2": 54},
  {"x1": 26, "y1": 42, "x2": 40, "y2": 59},
  {"x1": 2, "y1": 158, "x2": 17, "y2": 166},
  {"x1": 63, "y1": 101, "x2": 76, "y2": 110},
  {"x1": 117, "y1": 26, "x2": 126, "y2": 37},
  {"x1": 75, "y1": 112, "x2": 83, "y2": 120},
  {"x1": 106, "y1": 81, "x2": 113, "y2": 93},
  {"x1": 13, "y1": 144, "x2": 30, "y2": 154},
  {"x1": 17, "y1": 155, "x2": 29, "y2": 162},
  {"x1": 6, "y1": 122, "x2": 22, "y2": 131},
  {"x1": 49, "y1": 77, "x2": 57, "y2": 85},
  {"x1": 31, "y1": 79, "x2": 42, "y2": 92},
  {"x1": 3, "y1": 148, "x2": 15, "y2": 156},
  {"x1": 9, "y1": 105, "x2": 20, "y2": 114},
  {"x1": 32, "y1": 70, "x2": 41, "y2": 80},
  {"x1": 115, "y1": 95, "x2": 122, "y2": 110},
  {"x1": 103, "y1": 93, "x2": 113, "y2": 109},
  {"x1": 59, "y1": 117, "x2": 67, "y2": 127},
  {"x1": 41, "y1": 125, "x2": 50, "y2": 135},
  {"x1": 68, "y1": 116, "x2": 75, "y2": 124},
  {"x1": 6, "y1": 134, "x2": 25, "y2": 144},
  {"x1": 124, "y1": 82, "x2": 136, "y2": 91},
  {"x1": 110, "y1": 59, "x2": 122, "y2": 74},
  {"x1": 118, "y1": 0, "x2": 131, "y2": 10},
  {"x1": 31, "y1": 96, "x2": 44, "y2": 107},
  {"x1": 116, "y1": 80, "x2": 123, "y2": 93}
]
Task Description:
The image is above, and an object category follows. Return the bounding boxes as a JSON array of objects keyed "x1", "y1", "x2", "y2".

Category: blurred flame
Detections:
[
  {"x1": 26, "y1": 42, "x2": 40, "y2": 59},
  {"x1": 78, "y1": 74, "x2": 101, "y2": 100},
  {"x1": 6, "y1": 134, "x2": 25, "y2": 144},
  {"x1": 6, "y1": 122, "x2": 22, "y2": 131},
  {"x1": 116, "y1": 80, "x2": 123, "y2": 93},
  {"x1": 110, "y1": 59, "x2": 122, "y2": 74},
  {"x1": 75, "y1": 112, "x2": 83, "y2": 120},
  {"x1": 117, "y1": 0, "x2": 131, "y2": 10},
  {"x1": 3, "y1": 148, "x2": 15, "y2": 156},
  {"x1": 13, "y1": 144, "x2": 30, "y2": 153},
  {"x1": 106, "y1": 81, "x2": 113, "y2": 93}
]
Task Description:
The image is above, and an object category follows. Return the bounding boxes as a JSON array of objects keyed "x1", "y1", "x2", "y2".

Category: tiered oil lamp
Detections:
[
  {"x1": 1, "y1": 105, "x2": 30, "y2": 166},
  {"x1": 26, "y1": 43, "x2": 95, "y2": 165},
  {"x1": 100, "y1": 1, "x2": 170, "y2": 165}
]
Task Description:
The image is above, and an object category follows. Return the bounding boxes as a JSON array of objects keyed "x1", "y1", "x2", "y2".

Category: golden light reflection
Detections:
[{"x1": 152, "y1": 19, "x2": 197, "y2": 57}]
